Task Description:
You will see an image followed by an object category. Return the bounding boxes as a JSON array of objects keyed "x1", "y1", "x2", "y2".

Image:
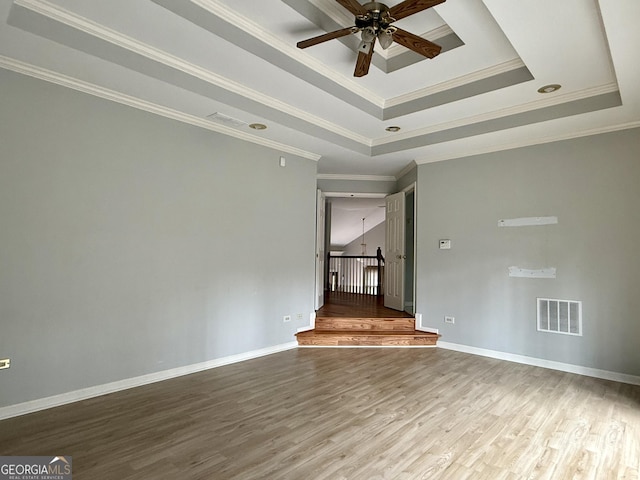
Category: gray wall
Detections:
[
  {"x1": 0, "y1": 69, "x2": 317, "y2": 407},
  {"x1": 416, "y1": 128, "x2": 640, "y2": 375}
]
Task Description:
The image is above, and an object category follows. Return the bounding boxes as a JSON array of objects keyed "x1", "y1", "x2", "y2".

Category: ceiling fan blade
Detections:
[
  {"x1": 335, "y1": 0, "x2": 368, "y2": 16},
  {"x1": 388, "y1": 0, "x2": 446, "y2": 21},
  {"x1": 354, "y1": 39, "x2": 375, "y2": 77},
  {"x1": 392, "y1": 28, "x2": 442, "y2": 58},
  {"x1": 297, "y1": 27, "x2": 358, "y2": 49}
]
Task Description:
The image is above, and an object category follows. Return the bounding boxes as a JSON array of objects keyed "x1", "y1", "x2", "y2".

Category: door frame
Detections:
[
  {"x1": 314, "y1": 189, "x2": 326, "y2": 310},
  {"x1": 321, "y1": 189, "x2": 417, "y2": 314},
  {"x1": 400, "y1": 182, "x2": 417, "y2": 315}
]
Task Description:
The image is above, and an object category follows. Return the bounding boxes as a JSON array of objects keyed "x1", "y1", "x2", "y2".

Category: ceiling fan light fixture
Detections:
[
  {"x1": 537, "y1": 84, "x2": 562, "y2": 94},
  {"x1": 378, "y1": 30, "x2": 393, "y2": 49},
  {"x1": 361, "y1": 26, "x2": 376, "y2": 43},
  {"x1": 295, "y1": 0, "x2": 446, "y2": 77}
]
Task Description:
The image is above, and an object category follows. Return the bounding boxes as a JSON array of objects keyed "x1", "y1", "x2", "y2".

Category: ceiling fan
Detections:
[{"x1": 297, "y1": 0, "x2": 446, "y2": 77}]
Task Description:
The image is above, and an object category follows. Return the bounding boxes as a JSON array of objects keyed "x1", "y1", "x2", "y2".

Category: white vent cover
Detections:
[
  {"x1": 537, "y1": 298, "x2": 582, "y2": 336},
  {"x1": 206, "y1": 112, "x2": 247, "y2": 127}
]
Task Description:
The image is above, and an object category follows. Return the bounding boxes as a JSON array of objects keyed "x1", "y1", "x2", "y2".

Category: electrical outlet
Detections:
[
  {"x1": 444, "y1": 316, "x2": 455, "y2": 324},
  {"x1": 296, "y1": 313, "x2": 303, "y2": 320},
  {"x1": 0, "y1": 358, "x2": 10, "y2": 370},
  {"x1": 283, "y1": 315, "x2": 291, "y2": 323}
]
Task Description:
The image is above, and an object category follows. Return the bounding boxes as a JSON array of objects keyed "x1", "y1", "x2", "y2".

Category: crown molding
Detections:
[
  {"x1": 323, "y1": 192, "x2": 387, "y2": 198},
  {"x1": 384, "y1": 58, "x2": 526, "y2": 108},
  {"x1": 317, "y1": 173, "x2": 396, "y2": 182},
  {"x1": 395, "y1": 161, "x2": 418, "y2": 180},
  {"x1": 0, "y1": 55, "x2": 321, "y2": 161},
  {"x1": 374, "y1": 82, "x2": 620, "y2": 147},
  {"x1": 193, "y1": 0, "x2": 385, "y2": 107},
  {"x1": 14, "y1": 0, "x2": 370, "y2": 147},
  {"x1": 414, "y1": 120, "x2": 640, "y2": 165}
]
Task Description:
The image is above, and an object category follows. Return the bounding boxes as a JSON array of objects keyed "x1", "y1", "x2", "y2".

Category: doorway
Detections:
[{"x1": 318, "y1": 189, "x2": 416, "y2": 316}]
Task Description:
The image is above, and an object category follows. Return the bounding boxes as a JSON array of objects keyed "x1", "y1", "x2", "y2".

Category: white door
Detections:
[
  {"x1": 384, "y1": 191, "x2": 405, "y2": 311},
  {"x1": 315, "y1": 189, "x2": 326, "y2": 310}
]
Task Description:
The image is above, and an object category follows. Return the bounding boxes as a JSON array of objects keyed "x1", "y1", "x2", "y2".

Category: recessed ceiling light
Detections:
[
  {"x1": 537, "y1": 84, "x2": 561, "y2": 94},
  {"x1": 385, "y1": 126, "x2": 401, "y2": 132},
  {"x1": 249, "y1": 123, "x2": 267, "y2": 130}
]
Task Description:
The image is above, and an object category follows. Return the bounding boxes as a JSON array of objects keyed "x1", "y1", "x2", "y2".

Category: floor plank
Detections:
[
  {"x1": 316, "y1": 291, "x2": 413, "y2": 318},
  {"x1": 0, "y1": 349, "x2": 639, "y2": 479}
]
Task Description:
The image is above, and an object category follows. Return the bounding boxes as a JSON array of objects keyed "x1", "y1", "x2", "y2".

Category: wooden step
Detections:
[
  {"x1": 314, "y1": 316, "x2": 415, "y2": 331},
  {"x1": 296, "y1": 329, "x2": 439, "y2": 347}
]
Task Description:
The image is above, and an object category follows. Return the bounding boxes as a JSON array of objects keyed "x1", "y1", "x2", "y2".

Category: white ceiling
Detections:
[{"x1": 1, "y1": 0, "x2": 638, "y2": 179}]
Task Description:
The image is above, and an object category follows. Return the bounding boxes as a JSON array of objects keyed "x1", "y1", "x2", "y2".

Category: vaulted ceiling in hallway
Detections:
[{"x1": 1, "y1": 0, "x2": 638, "y2": 178}]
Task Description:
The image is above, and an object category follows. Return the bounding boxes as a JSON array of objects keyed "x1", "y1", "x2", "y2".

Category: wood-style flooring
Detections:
[
  {"x1": 316, "y1": 291, "x2": 413, "y2": 318},
  {"x1": 297, "y1": 292, "x2": 438, "y2": 346},
  {"x1": 1, "y1": 348, "x2": 638, "y2": 479}
]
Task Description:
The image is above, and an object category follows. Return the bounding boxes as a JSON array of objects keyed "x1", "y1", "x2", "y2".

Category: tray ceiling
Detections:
[{"x1": 1, "y1": 0, "x2": 638, "y2": 177}]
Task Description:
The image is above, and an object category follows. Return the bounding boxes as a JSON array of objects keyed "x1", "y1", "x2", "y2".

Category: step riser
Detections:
[
  {"x1": 315, "y1": 317, "x2": 415, "y2": 331},
  {"x1": 297, "y1": 336, "x2": 437, "y2": 347},
  {"x1": 298, "y1": 316, "x2": 439, "y2": 347}
]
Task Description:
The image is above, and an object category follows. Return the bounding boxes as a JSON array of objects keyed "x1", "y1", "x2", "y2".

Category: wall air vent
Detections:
[{"x1": 537, "y1": 298, "x2": 582, "y2": 336}]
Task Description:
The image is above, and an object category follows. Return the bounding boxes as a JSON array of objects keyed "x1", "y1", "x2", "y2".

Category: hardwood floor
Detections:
[
  {"x1": 298, "y1": 292, "x2": 438, "y2": 346},
  {"x1": 316, "y1": 291, "x2": 413, "y2": 318},
  {"x1": 2, "y1": 349, "x2": 639, "y2": 479}
]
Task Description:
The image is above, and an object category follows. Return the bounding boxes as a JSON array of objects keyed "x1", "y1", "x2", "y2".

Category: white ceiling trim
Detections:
[
  {"x1": 324, "y1": 192, "x2": 388, "y2": 198},
  {"x1": 193, "y1": 0, "x2": 384, "y2": 106},
  {"x1": 10, "y1": 0, "x2": 622, "y2": 160},
  {"x1": 317, "y1": 174, "x2": 396, "y2": 182},
  {"x1": 384, "y1": 58, "x2": 526, "y2": 108},
  {"x1": 414, "y1": 120, "x2": 640, "y2": 165},
  {"x1": 0, "y1": 55, "x2": 322, "y2": 161},
  {"x1": 152, "y1": 0, "x2": 523, "y2": 120},
  {"x1": 395, "y1": 161, "x2": 417, "y2": 180},
  {"x1": 14, "y1": 0, "x2": 371, "y2": 147},
  {"x1": 372, "y1": 82, "x2": 620, "y2": 146}
]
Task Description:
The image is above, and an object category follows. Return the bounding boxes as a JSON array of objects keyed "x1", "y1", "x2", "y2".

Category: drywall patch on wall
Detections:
[
  {"x1": 498, "y1": 216, "x2": 558, "y2": 227},
  {"x1": 508, "y1": 267, "x2": 557, "y2": 278}
]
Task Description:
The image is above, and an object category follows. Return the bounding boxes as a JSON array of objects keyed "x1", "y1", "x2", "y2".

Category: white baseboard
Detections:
[
  {"x1": 437, "y1": 341, "x2": 640, "y2": 386},
  {"x1": 0, "y1": 342, "x2": 297, "y2": 421}
]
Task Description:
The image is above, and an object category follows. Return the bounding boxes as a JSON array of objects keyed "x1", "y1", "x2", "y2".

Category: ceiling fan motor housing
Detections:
[{"x1": 359, "y1": 2, "x2": 394, "y2": 31}]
